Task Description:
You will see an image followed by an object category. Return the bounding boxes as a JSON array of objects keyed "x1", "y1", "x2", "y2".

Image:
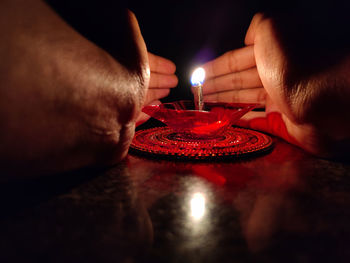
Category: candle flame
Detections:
[{"x1": 191, "y1": 67, "x2": 205, "y2": 86}]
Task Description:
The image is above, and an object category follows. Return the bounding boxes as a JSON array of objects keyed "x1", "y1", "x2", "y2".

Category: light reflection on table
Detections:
[{"x1": 1, "y1": 137, "x2": 350, "y2": 262}]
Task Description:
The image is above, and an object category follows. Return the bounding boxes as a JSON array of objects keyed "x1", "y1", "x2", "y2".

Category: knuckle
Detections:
[
  {"x1": 231, "y1": 72, "x2": 243, "y2": 89},
  {"x1": 231, "y1": 91, "x2": 238, "y2": 103},
  {"x1": 228, "y1": 50, "x2": 238, "y2": 73},
  {"x1": 256, "y1": 88, "x2": 267, "y2": 104}
]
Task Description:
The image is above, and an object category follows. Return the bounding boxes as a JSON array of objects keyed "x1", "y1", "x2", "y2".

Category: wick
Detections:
[{"x1": 197, "y1": 84, "x2": 203, "y2": 111}]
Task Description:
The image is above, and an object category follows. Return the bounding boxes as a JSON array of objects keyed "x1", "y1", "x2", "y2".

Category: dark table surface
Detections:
[{"x1": 1, "y1": 129, "x2": 350, "y2": 263}]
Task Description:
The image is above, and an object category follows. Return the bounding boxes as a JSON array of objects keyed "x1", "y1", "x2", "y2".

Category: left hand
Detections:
[
  {"x1": 136, "y1": 52, "x2": 178, "y2": 126},
  {"x1": 0, "y1": 3, "x2": 150, "y2": 176}
]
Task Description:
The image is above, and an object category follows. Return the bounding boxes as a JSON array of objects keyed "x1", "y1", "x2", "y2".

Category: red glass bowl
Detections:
[{"x1": 142, "y1": 100, "x2": 257, "y2": 139}]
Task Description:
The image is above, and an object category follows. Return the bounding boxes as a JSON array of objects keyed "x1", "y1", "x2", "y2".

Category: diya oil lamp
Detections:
[{"x1": 129, "y1": 68, "x2": 273, "y2": 160}]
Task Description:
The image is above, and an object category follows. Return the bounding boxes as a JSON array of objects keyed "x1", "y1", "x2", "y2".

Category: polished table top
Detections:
[{"x1": 1, "y1": 131, "x2": 350, "y2": 262}]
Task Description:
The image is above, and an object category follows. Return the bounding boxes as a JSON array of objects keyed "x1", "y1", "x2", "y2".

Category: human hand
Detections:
[
  {"x1": 136, "y1": 53, "x2": 178, "y2": 126},
  {"x1": 0, "y1": 0, "x2": 149, "y2": 176},
  {"x1": 200, "y1": 45, "x2": 265, "y2": 105},
  {"x1": 200, "y1": 13, "x2": 350, "y2": 159}
]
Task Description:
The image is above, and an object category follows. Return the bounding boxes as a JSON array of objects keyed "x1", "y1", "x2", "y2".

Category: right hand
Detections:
[{"x1": 200, "y1": 13, "x2": 350, "y2": 159}]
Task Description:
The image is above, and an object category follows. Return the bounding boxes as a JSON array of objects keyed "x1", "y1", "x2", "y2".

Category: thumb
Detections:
[
  {"x1": 245, "y1": 13, "x2": 264, "y2": 45},
  {"x1": 237, "y1": 111, "x2": 299, "y2": 146}
]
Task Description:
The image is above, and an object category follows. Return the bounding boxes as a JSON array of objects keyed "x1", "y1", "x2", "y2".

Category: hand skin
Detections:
[
  {"x1": 200, "y1": 13, "x2": 350, "y2": 159},
  {"x1": 136, "y1": 52, "x2": 178, "y2": 126},
  {"x1": 0, "y1": 0, "x2": 149, "y2": 176}
]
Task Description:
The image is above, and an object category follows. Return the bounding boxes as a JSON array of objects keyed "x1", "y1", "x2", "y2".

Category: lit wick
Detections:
[{"x1": 191, "y1": 67, "x2": 206, "y2": 111}]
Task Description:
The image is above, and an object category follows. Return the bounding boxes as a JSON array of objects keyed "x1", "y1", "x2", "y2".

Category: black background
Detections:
[
  {"x1": 47, "y1": 0, "x2": 350, "y2": 101},
  {"x1": 129, "y1": 0, "x2": 261, "y2": 101}
]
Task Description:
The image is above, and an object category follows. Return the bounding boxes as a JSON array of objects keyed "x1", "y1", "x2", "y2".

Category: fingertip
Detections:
[
  {"x1": 236, "y1": 119, "x2": 251, "y2": 128},
  {"x1": 149, "y1": 53, "x2": 177, "y2": 74},
  {"x1": 146, "y1": 100, "x2": 162, "y2": 106},
  {"x1": 170, "y1": 74, "x2": 178, "y2": 87},
  {"x1": 136, "y1": 113, "x2": 150, "y2": 127},
  {"x1": 245, "y1": 13, "x2": 264, "y2": 45},
  {"x1": 166, "y1": 59, "x2": 177, "y2": 74},
  {"x1": 236, "y1": 111, "x2": 268, "y2": 131}
]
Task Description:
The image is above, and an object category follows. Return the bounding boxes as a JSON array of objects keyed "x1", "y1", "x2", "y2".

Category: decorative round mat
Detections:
[{"x1": 129, "y1": 126, "x2": 273, "y2": 160}]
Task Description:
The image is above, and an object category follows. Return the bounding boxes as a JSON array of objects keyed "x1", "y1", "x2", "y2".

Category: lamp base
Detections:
[{"x1": 130, "y1": 126, "x2": 273, "y2": 161}]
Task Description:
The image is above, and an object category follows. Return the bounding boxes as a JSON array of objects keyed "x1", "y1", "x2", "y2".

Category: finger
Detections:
[
  {"x1": 202, "y1": 45, "x2": 255, "y2": 79},
  {"x1": 127, "y1": 10, "x2": 149, "y2": 73},
  {"x1": 237, "y1": 111, "x2": 299, "y2": 146},
  {"x1": 236, "y1": 111, "x2": 269, "y2": 132},
  {"x1": 148, "y1": 52, "x2": 176, "y2": 74},
  {"x1": 203, "y1": 87, "x2": 267, "y2": 105},
  {"x1": 144, "y1": 88, "x2": 170, "y2": 105},
  {"x1": 202, "y1": 67, "x2": 262, "y2": 95},
  {"x1": 237, "y1": 111, "x2": 266, "y2": 123},
  {"x1": 136, "y1": 100, "x2": 161, "y2": 126},
  {"x1": 136, "y1": 112, "x2": 151, "y2": 126},
  {"x1": 149, "y1": 72, "x2": 178, "y2": 88},
  {"x1": 245, "y1": 13, "x2": 264, "y2": 45}
]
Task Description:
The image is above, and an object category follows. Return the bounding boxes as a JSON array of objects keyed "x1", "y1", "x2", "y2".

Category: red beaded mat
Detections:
[{"x1": 130, "y1": 126, "x2": 273, "y2": 160}]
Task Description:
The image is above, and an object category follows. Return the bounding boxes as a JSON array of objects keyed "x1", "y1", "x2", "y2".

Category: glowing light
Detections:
[
  {"x1": 190, "y1": 67, "x2": 205, "y2": 86},
  {"x1": 190, "y1": 192, "x2": 206, "y2": 220}
]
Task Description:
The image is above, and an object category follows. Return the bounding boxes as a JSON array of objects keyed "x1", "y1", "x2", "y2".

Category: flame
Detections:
[{"x1": 190, "y1": 67, "x2": 205, "y2": 86}]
